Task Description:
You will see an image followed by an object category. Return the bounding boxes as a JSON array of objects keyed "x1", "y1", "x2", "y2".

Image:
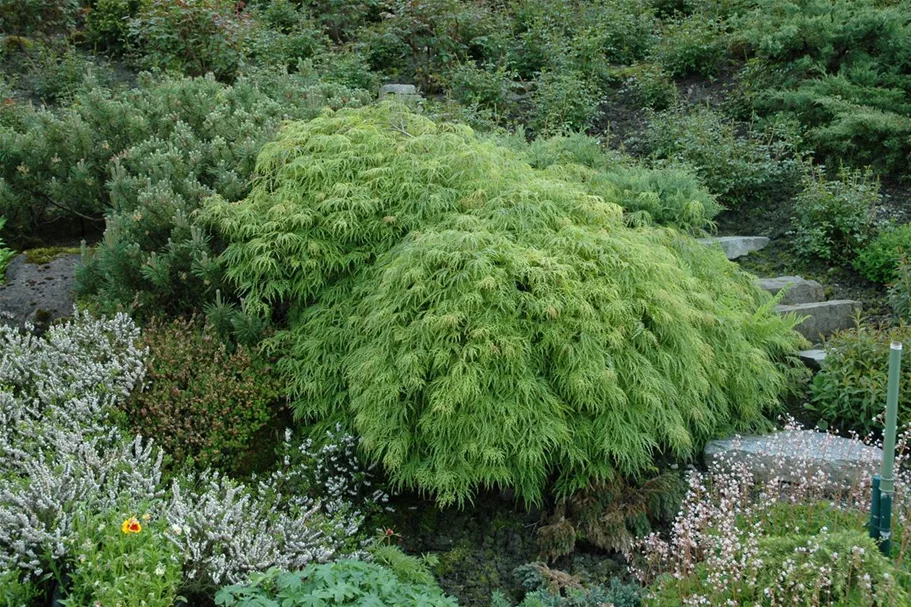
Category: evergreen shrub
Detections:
[
  {"x1": 855, "y1": 224, "x2": 911, "y2": 284},
  {"x1": 732, "y1": 0, "x2": 911, "y2": 174},
  {"x1": 651, "y1": 15, "x2": 727, "y2": 78},
  {"x1": 205, "y1": 103, "x2": 807, "y2": 505},
  {"x1": 0, "y1": 0, "x2": 81, "y2": 37},
  {"x1": 119, "y1": 318, "x2": 284, "y2": 475},
  {"x1": 34, "y1": 70, "x2": 370, "y2": 315}
]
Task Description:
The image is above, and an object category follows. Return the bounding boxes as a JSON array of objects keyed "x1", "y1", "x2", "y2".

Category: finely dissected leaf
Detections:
[{"x1": 206, "y1": 102, "x2": 808, "y2": 506}]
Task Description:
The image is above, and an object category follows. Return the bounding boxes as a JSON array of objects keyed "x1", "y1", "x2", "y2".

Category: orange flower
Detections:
[{"x1": 121, "y1": 517, "x2": 142, "y2": 534}]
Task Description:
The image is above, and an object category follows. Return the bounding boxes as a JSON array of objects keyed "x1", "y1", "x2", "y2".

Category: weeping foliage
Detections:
[{"x1": 204, "y1": 103, "x2": 807, "y2": 506}]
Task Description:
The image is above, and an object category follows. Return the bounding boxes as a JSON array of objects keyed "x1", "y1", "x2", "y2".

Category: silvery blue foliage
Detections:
[{"x1": 0, "y1": 310, "x2": 372, "y2": 591}]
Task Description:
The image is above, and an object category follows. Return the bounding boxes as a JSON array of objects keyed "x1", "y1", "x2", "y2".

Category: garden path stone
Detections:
[
  {"x1": 758, "y1": 276, "x2": 825, "y2": 305},
  {"x1": 0, "y1": 253, "x2": 79, "y2": 331},
  {"x1": 704, "y1": 430, "x2": 882, "y2": 488},
  {"x1": 798, "y1": 349, "x2": 827, "y2": 370},
  {"x1": 776, "y1": 300, "x2": 862, "y2": 341},
  {"x1": 379, "y1": 84, "x2": 419, "y2": 100},
  {"x1": 698, "y1": 236, "x2": 769, "y2": 259}
]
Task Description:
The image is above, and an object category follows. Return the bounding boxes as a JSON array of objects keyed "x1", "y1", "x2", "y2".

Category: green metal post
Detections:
[
  {"x1": 877, "y1": 341, "x2": 902, "y2": 556},
  {"x1": 870, "y1": 474, "x2": 881, "y2": 540}
]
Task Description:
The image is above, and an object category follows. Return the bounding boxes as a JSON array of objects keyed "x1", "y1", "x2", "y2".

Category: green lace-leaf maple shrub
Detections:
[{"x1": 204, "y1": 103, "x2": 807, "y2": 506}]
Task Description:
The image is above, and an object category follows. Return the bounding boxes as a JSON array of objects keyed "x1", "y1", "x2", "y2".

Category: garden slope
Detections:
[{"x1": 205, "y1": 103, "x2": 808, "y2": 505}]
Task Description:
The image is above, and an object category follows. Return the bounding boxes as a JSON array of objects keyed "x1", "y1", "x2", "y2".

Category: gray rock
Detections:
[
  {"x1": 798, "y1": 349, "x2": 827, "y2": 370},
  {"x1": 0, "y1": 253, "x2": 80, "y2": 331},
  {"x1": 704, "y1": 430, "x2": 882, "y2": 488},
  {"x1": 777, "y1": 300, "x2": 862, "y2": 341},
  {"x1": 758, "y1": 275, "x2": 825, "y2": 305},
  {"x1": 697, "y1": 236, "x2": 770, "y2": 260},
  {"x1": 379, "y1": 84, "x2": 419, "y2": 100}
]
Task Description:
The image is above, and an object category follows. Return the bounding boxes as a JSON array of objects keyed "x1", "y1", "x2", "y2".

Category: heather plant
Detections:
[
  {"x1": 641, "y1": 105, "x2": 803, "y2": 209},
  {"x1": 0, "y1": 311, "x2": 377, "y2": 597},
  {"x1": 215, "y1": 560, "x2": 458, "y2": 607},
  {"x1": 855, "y1": 224, "x2": 911, "y2": 284},
  {"x1": 631, "y1": 425, "x2": 911, "y2": 605},
  {"x1": 808, "y1": 322, "x2": 911, "y2": 436},
  {"x1": 120, "y1": 318, "x2": 284, "y2": 475},
  {"x1": 204, "y1": 103, "x2": 807, "y2": 506},
  {"x1": 792, "y1": 165, "x2": 880, "y2": 262}
]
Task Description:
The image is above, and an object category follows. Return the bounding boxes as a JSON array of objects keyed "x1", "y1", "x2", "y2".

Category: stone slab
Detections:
[
  {"x1": 758, "y1": 276, "x2": 825, "y2": 305},
  {"x1": 798, "y1": 349, "x2": 827, "y2": 370},
  {"x1": 0, "y1": 253, "x2": 79, "y2": 331},
  {"x1": 698, "y1": 236, "x2": 770, "y2": 260},
  {"x1": 379, "y1": 84, "x2": 419, "y2": 100},
  {"x1": 777, "y1": 300, "x2": 862, "y2": 341},
  {"x1": 704, "y1": 430, "x2": 882, "y2": 488}
]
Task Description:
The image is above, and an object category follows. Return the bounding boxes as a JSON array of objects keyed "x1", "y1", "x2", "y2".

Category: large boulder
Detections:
[
  {"x1": 758, "y1": 276, "x2": 824, "y2": 305},
  {"x1": 704, "y1": 430, "x2": 882, "y2": 488},
  {"x1": 777, "y1": 300, "x2": 862, "y2": 341}
]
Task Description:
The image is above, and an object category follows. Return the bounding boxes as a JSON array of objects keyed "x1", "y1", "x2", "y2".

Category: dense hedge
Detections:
[{"x1": 204, "y1": 103, "x2": 807, "y2": 505}]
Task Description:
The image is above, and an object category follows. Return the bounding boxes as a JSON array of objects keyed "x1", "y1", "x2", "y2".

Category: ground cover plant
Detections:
[
  {"x1": 204, "y1": 103, "x2": 807, "y2": 506},
  {"x1": 631, "y1": 423, "x2": 911, "y2": 605}
]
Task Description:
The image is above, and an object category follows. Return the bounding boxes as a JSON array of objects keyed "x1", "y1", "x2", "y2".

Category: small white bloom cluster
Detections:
[
  {"x1": 0, "y1": 310, "x2": 371, "y2": 591},
  {"x1": 630, "y1": 423, "x2": 911, "y2": 605}
]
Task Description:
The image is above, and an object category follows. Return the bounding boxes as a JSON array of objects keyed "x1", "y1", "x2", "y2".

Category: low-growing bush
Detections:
[
  {"x1": 792, "y1": 165, "x2": 879, "y2": 262},
  {"x1": 491, "y1": 563, "x2": 641, "y2": 607},
  {"x1": 120, "y1": 318, "x2": 284, "y2": 475},
  {"x1": 62, "y1": 504, "x2": 183, "y2": 607},
  {"x1": 205, "y1": 103, "x2": 807, "y2": 506},
  {"x1": 808, "y1": 321, "x2": 911, "y2": 435},
  {"x1": 215, "y1": 560, "x2": 458, "y2": 607},
  {"x1": 531, "y1": 69, "x2": 602, "y2": 134},
  {"x1": 855, "y1": 224, "x2": 911, "y2": 284},
  {"x1": 632, "y1": 427, "x2": 911, "y2": 605},
  {"x1": 447, "y1": 61, "x2": 517, "y2": 116},
  {"x1": 127, "y1": 0, "x2": 253, "y2": 80},
  {"x1": 732, "y1": 0, "x2": 911, "y2": 175},
  {"x1": 497, "y1": 131, "x2": 720, "y2": 232},
  {"x1": 617, "y1": 63, "x2": 677, "y2": 111},
  {"x1": 641, "y1": 105, "x2": 803, "y2": 209},
  {"x1": 0, "y1": 0, "x2": 81, "y2": 37},
  {"x1": 86, "y1": 0, "x2": 147, "y2": 52},
  {"x1": 651, "y1": 15, "x2": 727, "y2": 78},
  {"x1": 0, "y1": 311, "x2": 375, "y2": 599}
]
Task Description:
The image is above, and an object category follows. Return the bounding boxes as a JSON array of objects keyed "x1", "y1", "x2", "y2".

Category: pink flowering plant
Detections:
[{"x1": 630, "y1": 421, "x2": 911, "y2": 605}]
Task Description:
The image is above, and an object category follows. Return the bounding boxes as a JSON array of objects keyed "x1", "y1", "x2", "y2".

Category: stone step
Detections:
[
  {"x1": 777, "y1": 300, "x2": 862, "y2": 341},
  {"x1": 758, "y1": 276, "x2": 825, "y2": 305},
  {"x1": 798, "y1": 349, "x2": 827, "y2": 370},
  {"x1": 698, "y1": 236, "x2": 770, "y2": 260}
]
